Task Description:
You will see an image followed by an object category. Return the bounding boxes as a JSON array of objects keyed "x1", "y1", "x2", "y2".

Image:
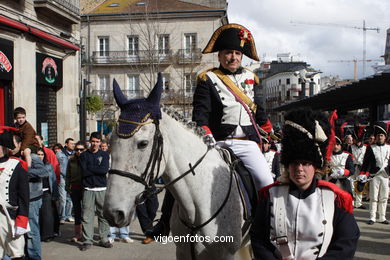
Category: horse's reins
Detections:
[{"x1": 110, "y1": 119, "x2": 237, "y2": 260}]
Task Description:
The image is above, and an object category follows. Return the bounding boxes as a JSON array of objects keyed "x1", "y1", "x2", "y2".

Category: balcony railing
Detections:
[
  {"x1": 176, "y1": 48, "x2": 202, "y2": 64},
  {"x1": 91, "y1": 89, "x2": 144, "y2": 104},
  {"x1": 91, "y1": 50, "x2": 173, "y2": 65},
  {"x1": 34, "y1": 0, "x2": 80, "y2": 23}
]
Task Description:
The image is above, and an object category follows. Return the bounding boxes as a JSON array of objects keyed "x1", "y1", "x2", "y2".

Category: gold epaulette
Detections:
[{"x1": 197, "y1": 68, "x2": 217, "y2": 82}]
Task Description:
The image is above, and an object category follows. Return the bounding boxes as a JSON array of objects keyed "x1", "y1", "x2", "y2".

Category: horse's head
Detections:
[{"x1": 103, "y1": 73, "x2": 164, "y2": 227}]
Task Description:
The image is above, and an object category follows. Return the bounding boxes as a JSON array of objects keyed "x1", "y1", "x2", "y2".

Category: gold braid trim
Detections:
[{"x1": 116, "y1": 113, "x2": 153, "y2": 137}]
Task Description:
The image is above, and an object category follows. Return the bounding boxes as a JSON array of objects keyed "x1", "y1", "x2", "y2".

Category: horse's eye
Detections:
[{"x1": 137, "y1": 140, "x2": 149, "y2": 149}]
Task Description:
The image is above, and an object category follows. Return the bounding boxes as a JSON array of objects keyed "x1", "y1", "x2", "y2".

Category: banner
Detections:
[
  {"x1": 36, "y1": 52, "x2": 63, "y2": 87},
  {"x1": 0, "y1": 38, "x2": 13, "y2": 81}
]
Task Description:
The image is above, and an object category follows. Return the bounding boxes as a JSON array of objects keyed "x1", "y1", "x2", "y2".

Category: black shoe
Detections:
[
  {"x1": 79, "y1": 243, "x2": 92, "y2": 251},
  {"x1": 150, "y1": 220, "x2": 170, "y2": 237},
  {"x1": 367, "y1": 220, "x2": 375, "y2": 225},
  {"x1": 98, "y1": 241, "x2": 113, "y2": 248},
  {"x1": 358, "y1": 205, "x2": 367, "y2": 209},
  {"x1": 380, "y1": 220, "x2": 389, "y2": 225}
]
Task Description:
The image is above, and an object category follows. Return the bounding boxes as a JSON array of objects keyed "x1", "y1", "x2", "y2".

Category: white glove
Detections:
[
  {"x1": 358, "y1": 175, "x2": 368, "y2": 183},
  {"x1": 203, "y1": 134, "x2": 217, "y2": 148},
  {"x1": 14, "y1": 226, "x2": 28, "y2": 237},
  {"x1": 330, "y1": 172, "x2": 338, "y2": 179},
  {"x1": 337, "y1": 169, "x2": 345, "y2": 177}
]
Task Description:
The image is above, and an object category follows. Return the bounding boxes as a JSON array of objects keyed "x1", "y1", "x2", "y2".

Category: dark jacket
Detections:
[
  {"x1": 192, "y1": 66, "x2": 269, "y2": 143},
  {"x1": 66, "y1": 154, "x2": 83, "y2": 191},
  {"x1": 80, "y1": 149, "x2": 109, "y2": 188}
]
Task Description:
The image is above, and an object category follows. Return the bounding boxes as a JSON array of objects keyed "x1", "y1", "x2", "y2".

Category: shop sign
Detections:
[
  {"x1": 0, "y1": 39, "x2": 13, "y2": 80},
  {"x1": 36, "y1": 52, "x2": 62, "y2": 87}
]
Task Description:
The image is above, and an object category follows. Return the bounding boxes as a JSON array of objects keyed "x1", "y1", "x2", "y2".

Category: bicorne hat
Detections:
[
  {"x1": 373, "y1": 121, "x2": 389, "y2": 136},
  {"x1": 281, "y1": 108, "x2": 331, "y2": 169},
  {"x1": 202, "y1": 24, "x2": 259, "y2": 61},
  {"x1": 0, "y1": 126, "x2": 18, "y2": 149}
]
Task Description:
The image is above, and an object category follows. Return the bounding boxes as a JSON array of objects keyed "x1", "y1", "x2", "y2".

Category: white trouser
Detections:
[
  {"x1": 369, "y1": 171, "x2": 389, "y2": 222},
  {"x1": 217, "y1": 139, "x2": 274, "y2": 190},
  {"x1": 0, "y1": 212, "x2": 25, "y2": 258}
]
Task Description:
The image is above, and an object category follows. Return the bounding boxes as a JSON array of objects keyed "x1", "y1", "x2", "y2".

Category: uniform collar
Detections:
[
  {"x1": 333, "y1": 150, "x2": 343, "y2": 155},
  {"x1": 289, "y1": 178, "x2": 318, "y2": 199},
  {"x1": 376, "y1": 142, "x2": 385, "y2": 146},
  {"x1": 0, "y1": 156, "x2": 9, "y2": 163},
  {"x1": 218, "y1": 65, "x2": 243, "y2": 75}
]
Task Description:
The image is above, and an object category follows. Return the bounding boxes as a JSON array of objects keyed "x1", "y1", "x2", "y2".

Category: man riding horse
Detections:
[{"x1": 150, "y1": 23, "x2": 274, "y2": 238}]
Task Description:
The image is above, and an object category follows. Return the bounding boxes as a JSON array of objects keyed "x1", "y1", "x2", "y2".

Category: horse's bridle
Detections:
[{"x1": 109, "y1": 118, "x2": 237, "y2": 260}]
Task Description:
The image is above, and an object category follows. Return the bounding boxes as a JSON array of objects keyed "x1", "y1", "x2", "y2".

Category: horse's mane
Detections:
[{"x1": 161, "y1": 105, "x2": 208, "y2": 142}]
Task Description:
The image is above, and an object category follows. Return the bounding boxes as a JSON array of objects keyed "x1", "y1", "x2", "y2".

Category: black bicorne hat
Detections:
[
  {"x1": 113, "y1": 73, "x2": 162, "y2": 138},
  {"x1": 202, "y1": 24, "x2": 259, "y2": 61},
  {"x1": 373, "y1": 121, "x2": 389, "y2": 136},
  {"x1": 0, "y1": 126, "x2": 18, "y2": 149},
  {"x1": 281, "y1": 108, "x2": 331, "y2": 169}
]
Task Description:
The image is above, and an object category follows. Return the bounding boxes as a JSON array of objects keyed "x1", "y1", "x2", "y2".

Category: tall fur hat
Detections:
[
  {"x1": 281, "y1": 108, "x2": 331, "y2": 169},
  {"x1": 202, "y1": 24, "x2": 259, "y2": 61}
]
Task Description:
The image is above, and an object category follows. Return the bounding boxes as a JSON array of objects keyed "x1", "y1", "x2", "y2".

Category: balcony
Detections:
[
  {"x1": 34, "y1": 0, "x2": 80, "y2": 24},
  {"x1": 91, "y1": 50, "x2": 173, "y2": 65},
  {"x1": 91, "y1": 89, "x2": 144, "y2": 104},
  {"x1": 176, "y1": 48, "x2": 202, "y2": 64}
]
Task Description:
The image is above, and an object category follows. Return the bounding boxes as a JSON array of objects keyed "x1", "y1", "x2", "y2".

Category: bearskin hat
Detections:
[
  {"x1": 202, "y1": 24, "x2": 259, "y2": 61},
  {"x1": 0, "y1": 126, "x2": 18, "y2": 149},
  {"x1": 281, "y1": 108, "x2": 331, "y2": 169}
]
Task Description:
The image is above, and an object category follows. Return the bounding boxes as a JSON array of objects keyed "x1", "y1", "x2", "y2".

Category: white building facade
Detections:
[
  {"x1": 0, "y1": 0, "x2": 81, "y2": 145},
  {"x1": 81, "y1": 0, "x2": 227, "y2": 135}
]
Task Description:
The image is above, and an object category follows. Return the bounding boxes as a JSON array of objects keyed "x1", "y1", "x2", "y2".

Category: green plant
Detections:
[{"x1": 86, "y1": 95, "x2": 104, "y2": 113}]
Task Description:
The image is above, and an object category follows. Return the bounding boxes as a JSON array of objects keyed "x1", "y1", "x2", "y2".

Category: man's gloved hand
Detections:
[
  {"x1": 203, "y1": 134, "x2": 217, "y2": 148},
  {"x1": 358, "y1": 174, "x2": 368, "y2": 183},
  {"x1": 14, "y1": 226, "x2": 28, "y2": 237},
  {"x1": 337, "y1": 169, "x2": 345, "y2": 177}
]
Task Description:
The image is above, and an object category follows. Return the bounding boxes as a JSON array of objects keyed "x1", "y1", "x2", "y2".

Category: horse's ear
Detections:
[
  {"x1": 113, "y1": 78, "x2": 128, "y2": 108},
  {"x1": 146, "y1": 72, "x2": 162, "y2": 105}
]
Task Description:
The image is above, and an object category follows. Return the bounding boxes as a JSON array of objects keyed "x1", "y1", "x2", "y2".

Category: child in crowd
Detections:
[{"x1": 13, "y1": 107, "x2": 40, "y2": 167}]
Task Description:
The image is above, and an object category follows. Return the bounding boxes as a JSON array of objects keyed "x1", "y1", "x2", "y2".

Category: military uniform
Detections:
[{"x1": 0, "y1": 128, "x2": 29, "y2": 259}]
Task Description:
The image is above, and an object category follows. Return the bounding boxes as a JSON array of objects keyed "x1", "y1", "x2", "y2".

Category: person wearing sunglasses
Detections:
[{"x1": 65, "y1": 141, "x2": 86, "y2": 242}]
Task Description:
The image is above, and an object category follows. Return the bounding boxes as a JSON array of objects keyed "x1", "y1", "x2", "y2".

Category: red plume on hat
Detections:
[{"x1": 326, "y1": 110, "x2": 338, "y2": 162}]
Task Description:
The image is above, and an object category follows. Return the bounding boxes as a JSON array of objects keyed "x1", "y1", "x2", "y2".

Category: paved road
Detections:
[{"x1": 42, "y1": 199, "x2": 390, "y2": 260}]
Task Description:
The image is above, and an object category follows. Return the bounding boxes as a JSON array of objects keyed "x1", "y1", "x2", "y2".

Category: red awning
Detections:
[{"x1": 0, "y1": 15, "x2": 79, "y2": 51}]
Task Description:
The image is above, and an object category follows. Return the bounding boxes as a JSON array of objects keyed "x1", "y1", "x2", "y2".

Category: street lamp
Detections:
[{"x1": 80, "y1": 79, "x2": 91, "y2": 141}]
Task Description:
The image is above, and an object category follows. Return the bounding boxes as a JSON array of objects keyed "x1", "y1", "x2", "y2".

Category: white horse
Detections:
[{"x1": 103, "y1": 74, "x2": 252, "y2": 260}]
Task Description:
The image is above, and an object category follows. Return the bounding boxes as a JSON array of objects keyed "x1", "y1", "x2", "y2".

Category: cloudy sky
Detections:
[{"x1": 227, "y1": 0, "x2": 390, "y2": 80}]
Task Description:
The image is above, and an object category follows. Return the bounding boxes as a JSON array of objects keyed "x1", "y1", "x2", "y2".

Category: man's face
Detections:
[
  {"x1": 263, "y1": 143, "x2": 270, "y2": 151},
  {"x1": 344, "y1": 135, "x2": 353, "y2": 145},
  {"x1": 66, "y1": 140, "x2": 75, "y2": 151},
  {"x1": 288, "y1": 160, "x2": 316, "y2": 191},
  {"x1": 15, "y1": 114, "x2": 26, "y2": 125},
  {"x1": 376, "y1": 133, "x2": 386, "y2": 145},
  {"x1": 90, "y1": 137, "x2": 101, "y2": 151},
  {"x1": 218, "y1": 49, "x2": 243, "y2": 73}
]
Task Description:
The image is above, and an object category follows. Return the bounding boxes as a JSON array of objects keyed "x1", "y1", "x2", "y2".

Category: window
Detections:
[
  {"x1": 98, "y1": 75, "x2": 110, "y2": 92},
  {"x1": 127, "y1": 74, "x2": 141, "y2": 98},
  {"x1": 185, "y1": 73, "x2": 196, "y2": 93},
  {"x1": 286, "y1": 78, "x2": 290, "y2": 85},
  {"x1": 128, "y1": 36, "x2": 139, "y2": 55},
  {"x1": 184, "y1": 33, "x2": 197, "y2": 55},
  {"x1": 98, "y1": 37, "x2": 109, "y2": 56},
  {"x1": 158, "y1": 35, "x2": 169, "y2": 55},
  {"x1": 162, "y1": 74, "x2": 170, "y2": 91}
]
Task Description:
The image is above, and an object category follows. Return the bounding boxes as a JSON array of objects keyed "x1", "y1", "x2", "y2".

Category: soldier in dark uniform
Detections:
[{"x1": 0, "y1": 126, "x2": 29, "y2": 259}]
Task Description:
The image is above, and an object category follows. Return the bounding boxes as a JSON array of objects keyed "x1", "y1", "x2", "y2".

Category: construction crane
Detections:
[
  {"x1": 291, "y1": 20, "x2": 380, "y2": 77},
  {"x1": 328, "y1": 59, "x2": 382, "y2": 81}
]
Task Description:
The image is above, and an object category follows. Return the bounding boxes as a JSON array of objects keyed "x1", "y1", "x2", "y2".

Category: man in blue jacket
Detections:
[{"x1": 79, "y1": 132, "x2": 111, "y2": 251}]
